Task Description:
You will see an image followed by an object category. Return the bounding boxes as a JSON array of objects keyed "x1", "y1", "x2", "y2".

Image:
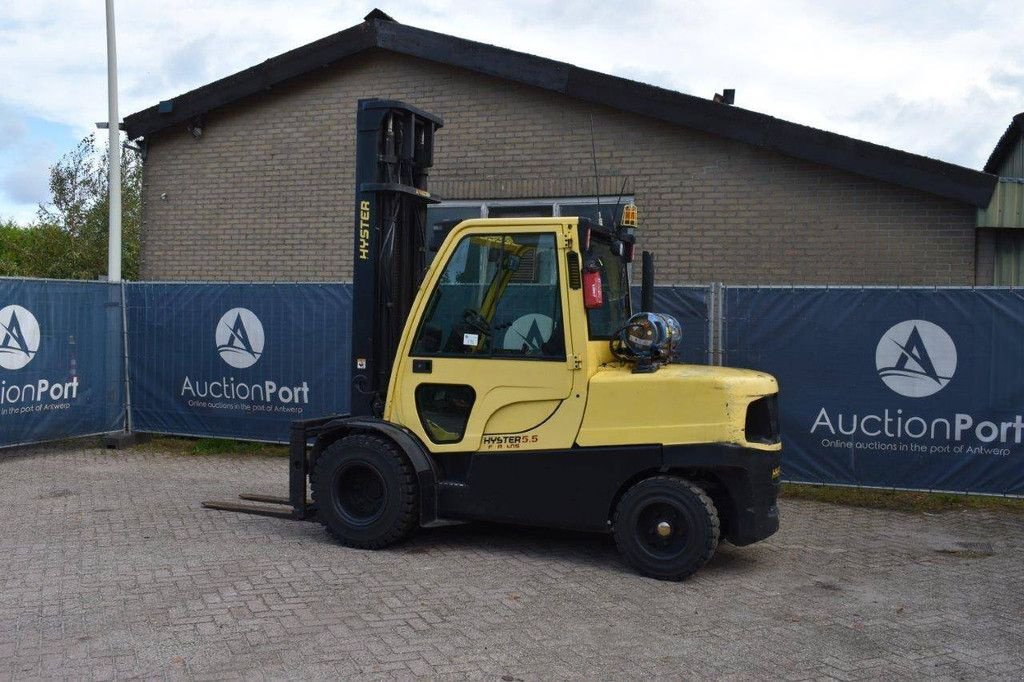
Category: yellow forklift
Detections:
[{"x1": 205, "y1": 100, "x2": 781, "y2": 581}]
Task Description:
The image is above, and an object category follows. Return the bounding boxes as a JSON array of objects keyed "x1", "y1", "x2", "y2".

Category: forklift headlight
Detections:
[{"x1": 745, "y1": 394, "x2": 780, "y2": 445}]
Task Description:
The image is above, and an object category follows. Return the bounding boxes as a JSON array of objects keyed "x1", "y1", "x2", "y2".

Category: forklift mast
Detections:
[{"x1": 350, "y1": 99, "x2": 443, "y2": 417}]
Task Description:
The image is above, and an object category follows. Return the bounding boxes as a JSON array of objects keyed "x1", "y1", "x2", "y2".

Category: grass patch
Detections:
[
  {"x1": 141, "y1": 436, "x2": 287, "y2": 458},
  {"x1": 780, "y1": 482, "x2": 1024, "y2": 515}
]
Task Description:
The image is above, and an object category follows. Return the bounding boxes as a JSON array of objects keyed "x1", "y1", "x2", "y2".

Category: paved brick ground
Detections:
[{"x1": 1, "y1": 444, "x2": 1022, "y2": 680}]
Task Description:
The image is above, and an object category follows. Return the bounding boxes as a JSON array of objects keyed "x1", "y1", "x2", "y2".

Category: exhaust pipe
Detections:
[{"x1": 641, "y1": 250, "x2": 655, "y2": 312}]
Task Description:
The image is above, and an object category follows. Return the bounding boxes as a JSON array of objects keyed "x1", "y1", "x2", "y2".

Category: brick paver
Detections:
[{"x1": 1, "y1": 444, "x2": 1022, "y2": 679}]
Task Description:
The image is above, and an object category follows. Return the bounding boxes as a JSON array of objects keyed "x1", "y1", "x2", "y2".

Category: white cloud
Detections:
[
  {"x1": 2, "y1": 154, "x2": 50, "y2": 205},
  {"x1": 0, "y1": 0, "x2": 1020, "y2": 182},
  {"x1": 0, "y1": 106, "x2": 28, "y2": 151},
  {"x1": 0, "y1": 131, "x2": 55, "y2": 219},
  {"x1": 407, "y1": 0, "x2": 1024, "y2": 167}
]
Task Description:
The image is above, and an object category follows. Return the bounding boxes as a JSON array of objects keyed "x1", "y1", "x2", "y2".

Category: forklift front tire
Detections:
[
  {"x1": 312, "y1": 433, "x2": 419, "y2": 549},
  {"x1": 613, "y1": 476, "x2": 720, "y2": 581}
]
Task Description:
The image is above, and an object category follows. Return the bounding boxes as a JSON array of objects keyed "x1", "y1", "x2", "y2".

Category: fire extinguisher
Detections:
[{"x1": 583, "y1": 262, "x2": 603, "y2": 309}]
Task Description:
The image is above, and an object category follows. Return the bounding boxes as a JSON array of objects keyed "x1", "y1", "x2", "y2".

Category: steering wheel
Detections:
[{"x1": 462, "y1": 308, "x2": 491, "y2": 335}]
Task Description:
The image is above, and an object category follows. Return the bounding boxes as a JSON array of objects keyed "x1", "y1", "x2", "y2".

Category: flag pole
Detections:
[{"x1": 105, "y1": 0, "x2": 122, "y2": 282}]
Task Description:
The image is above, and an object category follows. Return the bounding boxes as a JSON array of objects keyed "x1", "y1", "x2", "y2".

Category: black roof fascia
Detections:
[
  {"x1": 124, "y1": 22, "x2": 376, "y2": 139},
  {"x1": 124, "y1": 15, "x2": 997, "y2": 207},
  {"x1": 561, "y1": 65, "x2": 995, "y2": 205},
  {"x1": 984, "y1": 113, "x2": 1024, "y2": 174},
  {"x1": 373, "y1": 20, "x2": 570, "y2": 93}
]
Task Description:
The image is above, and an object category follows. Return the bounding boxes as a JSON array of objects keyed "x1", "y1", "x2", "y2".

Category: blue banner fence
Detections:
[
  {"x1": 3, "y1": 277, "x2": 1022, "y2": 496},
  {"x1": 721, "y1": 286, "x2": 1024, "y2": 496},
  {"x1": 124, "y1": 283, "x2": 352, "y2": 443},
  {"x1": 0, "y1": 278, "x2": 125, "y2": 448}
]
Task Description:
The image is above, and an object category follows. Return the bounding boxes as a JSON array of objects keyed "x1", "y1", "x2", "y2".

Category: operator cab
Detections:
[{"x1": 425, "y1": 211, "x2": 637, "y2": 350}]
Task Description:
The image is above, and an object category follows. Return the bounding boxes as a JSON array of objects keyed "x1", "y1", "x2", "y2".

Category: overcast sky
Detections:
[{"x1": 1, "y1": 0, "x2": 1022, "y2": 222}]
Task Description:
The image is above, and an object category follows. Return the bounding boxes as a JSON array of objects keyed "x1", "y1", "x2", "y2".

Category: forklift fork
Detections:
[{"x1": 201, "y1": 417, "x2": 337, "y2": 521}]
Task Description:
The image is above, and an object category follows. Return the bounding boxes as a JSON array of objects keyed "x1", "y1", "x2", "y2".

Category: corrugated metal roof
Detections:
[
  {"x1": 997, "y1": 137, "x2": 1024, "y2": 178},
  {"x1": 977, "y1": 178, "x2": 1024, "y2": 228},
  {"x1": 985, "y1": 112, "x2": 1024, "y2": 175}
]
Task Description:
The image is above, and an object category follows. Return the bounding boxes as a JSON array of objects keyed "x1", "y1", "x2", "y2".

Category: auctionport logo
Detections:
[
  {"x1": 216, "y1": 308, "x2": 264, "y2": 369},
  {"x1": 813, "y1": 318, "x2": 1018, "y2": 453},
  {"x1": 0, "y1": 305, "x2": 40, "y2": 370},
  {"x1": 875, "y1": 320, "x2": 956, "y2": 398},
  {"x1": 181, "y1": 306, "x2": 308, "y2": 409}
]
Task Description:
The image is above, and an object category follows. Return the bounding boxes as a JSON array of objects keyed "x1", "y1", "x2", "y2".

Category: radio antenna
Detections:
[
  {"x1": 589, "y1": 114, "x2": 602, "y2": 225},
  {"x1": 611, "y1": 176, "x2": 628, "y2": 226}
]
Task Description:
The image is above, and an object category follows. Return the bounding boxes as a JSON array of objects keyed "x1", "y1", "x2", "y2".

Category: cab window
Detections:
[
  {"x1": 415, "y1": 384, "x2": 475, "y2": 444},
  {"x1": 585, "y1": 237, "x2": 631, "y2": 339},
  {"x1": 412, "y1": 232, "x2": 565, "y2": 360}
]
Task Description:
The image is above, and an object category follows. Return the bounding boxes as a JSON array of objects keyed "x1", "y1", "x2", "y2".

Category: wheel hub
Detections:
[
  {"x1": 334, "y1": 462, "x2": 387, "y2": 525},
  {"x1": 636, "y1": 501, "x2": 689, "y2": 558}
]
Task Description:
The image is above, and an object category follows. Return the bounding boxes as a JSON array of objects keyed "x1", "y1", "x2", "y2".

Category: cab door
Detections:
[{"x1": 387, "y1": 223, "x2": 585, "y2": 453}]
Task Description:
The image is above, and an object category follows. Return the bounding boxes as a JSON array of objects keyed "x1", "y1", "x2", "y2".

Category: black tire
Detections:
[
  {"x1": 613, "y1": 476, "x2": 720, "y2": 581},
  {"x1": 311, "y1": 433, "x2": 418, "y2": 549}
]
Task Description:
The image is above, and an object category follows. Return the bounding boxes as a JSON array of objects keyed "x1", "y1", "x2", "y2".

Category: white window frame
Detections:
[{"x1": 431, "y1": 195, "x2": 635, "y2": 220}]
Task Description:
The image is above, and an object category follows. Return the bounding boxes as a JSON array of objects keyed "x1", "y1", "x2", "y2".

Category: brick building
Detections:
[{"x1": 124, "y1": 10, "x2": 999, "y2": 285}]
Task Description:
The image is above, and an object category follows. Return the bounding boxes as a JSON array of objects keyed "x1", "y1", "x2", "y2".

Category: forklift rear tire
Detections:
[
  {"x1": 312, "y1": 433, "x2": 418, "y2": 549},
  {"x1": 613, "y1": 476, "x2": 720, "y2": 581}
]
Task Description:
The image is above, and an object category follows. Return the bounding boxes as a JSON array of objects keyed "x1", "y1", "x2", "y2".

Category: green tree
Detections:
[
  {"x1": 0, "y1": 220, "x2": 77, "y2": 278},
  {"x1": 1, "y1": 133, "x2": 141, "y2": 280}
]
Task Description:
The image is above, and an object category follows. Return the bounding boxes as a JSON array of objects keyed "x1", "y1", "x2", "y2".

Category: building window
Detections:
[
  {"x1": 428, "y1": 196, "x2": 634, "y2": 229},
  {"x1": 994, "y1": 230, "x2": 1024, "y2": 285},
  {"x1": 488, "y1": 204, "x2": 554, "y2": 218},
  {"x1": 425, "y1": 197, "x2": 634, "y2": 267}
]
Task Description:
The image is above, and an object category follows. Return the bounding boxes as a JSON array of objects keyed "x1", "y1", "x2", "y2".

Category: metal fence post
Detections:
[
  {"x1": 705, "y1": 284, "x2": 714, "y2": 366},
  {"x1": 712, "y1": 282, "x2": 725, "y2": 366},
  {"x1": 120, "y1": 280, "x2": 133, "y2": 434}
]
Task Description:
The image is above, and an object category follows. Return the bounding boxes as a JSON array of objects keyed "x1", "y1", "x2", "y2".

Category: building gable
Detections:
[{"x1": 124, "y1": 11, "x2": 996, "y2": 208}]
